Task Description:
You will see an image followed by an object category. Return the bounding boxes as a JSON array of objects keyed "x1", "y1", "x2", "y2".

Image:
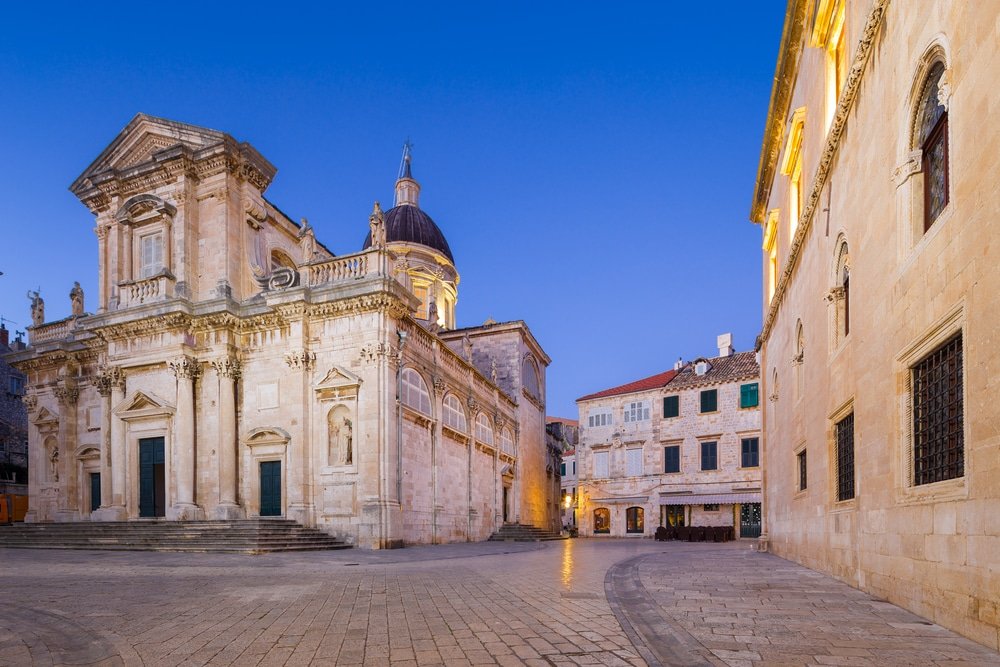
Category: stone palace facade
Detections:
[
  {"x1": 752, "y1": 0, "x2": 1000, "y2": 649},
  {"x1": 9, "y1": 114, "x2": 553, "y2": 548}
]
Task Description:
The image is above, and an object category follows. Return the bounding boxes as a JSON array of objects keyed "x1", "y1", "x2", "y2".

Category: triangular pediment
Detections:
[
  {"x1": 32, "y1": 407, "x2": 59, "y2": 425},
  {"x1": 315, "y1": 366, "x2": 362, "y2": 400},
  {"x1": 114, "y1": 390, "x2": 174, "y2": 417},
  {"x1": 71, "y1": 114, "x2": 227, "y2": 191}
]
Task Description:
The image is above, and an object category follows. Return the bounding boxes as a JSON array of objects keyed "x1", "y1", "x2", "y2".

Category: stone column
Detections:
[
  {"x1": 54, "y1": 383, "x2": 79, "y2": 521},
  {"x1": 283, "y1": 349, "x2": 315, "y2": 525},
  {"x1": 108, "y1": 368, "x2": 126, "y2": 518},
  {"x1": 94, "y1": 374, "x2": 113, "y2": 516},
  {"x1": 212, "y1": 356, "x2": 243, "y2": 519},
  {"x1": 168, "y1": 356, "x2": 202, "y2": 520}
]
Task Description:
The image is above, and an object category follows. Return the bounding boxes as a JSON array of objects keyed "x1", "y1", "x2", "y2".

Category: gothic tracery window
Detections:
[{"x1": 916, "y1": 61, "x2": 949, "y2": 231}]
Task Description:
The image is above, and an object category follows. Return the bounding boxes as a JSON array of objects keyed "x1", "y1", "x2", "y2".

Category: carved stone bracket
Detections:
[
  {"x1": 493, "y1": 414, "x2": 506, "y2": 430},
  {"x1": 359, "y1": 342, "x2": 400, "y2": 367},
  {"x1": 825, "y1": 286, "x2": 846, "y2": 303},
  {"x1": 169, "y1": 356, "x2": 202, "y2": 380},
  {"x1": 467, "y1": 396, "x2": 479, "y2": 411},
  {"x1": 432, "y1": 376, "x2": 447, "y2": 395},
  {"x1": 284, "y1": 349, "x2": 316, "y2": 371},
  {"x1": 891, "y1": 150, "x2": 922, "y2": 187},
  {"x1": 212, "y1": 357, "x2": 243, "y2": 380},
  {"x1": 22, "y1": 393, "x2": 37, "y2": 413}
]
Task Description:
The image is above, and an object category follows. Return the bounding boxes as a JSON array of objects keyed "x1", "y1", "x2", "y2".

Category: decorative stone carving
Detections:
[
  {"x1": 284, "y1": 349, "x2": 316, "y2": 370},
  {"x1": 299, "y1": 218, "x2": 317, "y2": 260},
  {"x1": 212, "y1": 357, "x2": 242, "y2": 380},
  {"x1": 359, "y1": 342, "x2": 400, "y2": 366},
  {"x1": 22, "y1": 393, "x2": 37, "y2": 413},
  {"x1": 432, "y1": 376, "x2": 446, "y2": 395},
  {"x1": 369, "y1": 202, "x2": 386, "y2": 250},
  {"x1": 825, "y1": 286, "x2": 846, "y2": 303},
  {"x1": 490, "y1": 359, "x2": 498, "y2": 384},
  {"x1": 27, "y1": 290, "x2": 44, "y2": 326},
  {"x1": 268, "y1": 267, "x2": 300, "y2": 291},
  {"x1": 462, "y1": 335, "x2": 473, "y2": 362},
  {"x1": 168, "y1": 356, "x2": 202, "y2": 380},
  {"x1": 467, "y1": 396, "x2": 478, "y2": 411},
  {"x1": 70, "y1": 282, "x2": 85, "y2": 317},
  {"x1": 244, "y1": 199, "x2": 267, "y2": 229},
  {"x1": 54, "y1": 385, "x2": 79, "y2": 405},
  {"x1": 937, "y1": 68, "x2": 952, "y2": 111},
  {"x1": 891, "y1": 150, "x2": 922, "y2": 187}
]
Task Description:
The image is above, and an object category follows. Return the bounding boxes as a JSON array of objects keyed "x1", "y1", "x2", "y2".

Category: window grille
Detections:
[
  {"x1": 835, "y1": 412, "x2": 855, "y2": 501},
  {"x1": 912, "y1": 333, "x2": 963, "y2": 485},
  {"x1": 797, "y1": 449, "x2": 808, "y2": 491}
]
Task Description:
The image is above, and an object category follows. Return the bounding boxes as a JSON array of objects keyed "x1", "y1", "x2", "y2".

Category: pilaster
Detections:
[{"x1": 168, "y1": 356, "x2": 203, "y2": 520}]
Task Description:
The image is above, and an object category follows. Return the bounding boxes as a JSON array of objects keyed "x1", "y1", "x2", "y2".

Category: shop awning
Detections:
[{"x1": 659, "y1": 492, "x2": 761, "y2": 505}]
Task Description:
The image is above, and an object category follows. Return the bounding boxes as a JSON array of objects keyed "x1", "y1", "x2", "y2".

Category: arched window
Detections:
[
  {"x1": 914, "y1": 61, "x2": 949, "y2": 231},
  {"x1": 522, "y1": 356, "x2": 540, "y2": 398},
  {"x1": 832, "y1": 236, "x2": 850, "y2": 345},
  {"x1": 401, "y1": 368, "x2": 431, "y2": 416},
  {"x1": 475, "y1": 412, "x2": 494, "y2": 445},
  {"x1": 499, "y1": 428, "x2": 514, "y2": 456},
  {"x1": 593, "y1": 508, "x2": 610, "y2": 534},
  {"x1": 442, "y1": 394, "x2": 467, "y2": 432},
  {"x1": 770, "y1": 367, "x2": 779, "y2": 402},
  {"x1": 626, "y1": 506, "x2": 644, "y2": 534}
]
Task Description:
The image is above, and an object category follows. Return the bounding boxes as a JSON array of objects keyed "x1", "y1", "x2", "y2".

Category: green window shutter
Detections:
[
  {"x1": 663, "y1": 395, "x2": 679, "y2": 418},
  {"x1": 740, "y1": 383, "x2": 759, "y2": 408},
  {"x1": 700, "y1": 389, "x2": 717, "y2": 413}
]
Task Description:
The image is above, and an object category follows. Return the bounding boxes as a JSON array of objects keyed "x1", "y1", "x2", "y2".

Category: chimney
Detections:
[
  {"x1": 673, "y1": 357, "x2": 684, "y2": 371},
  {"x1": 717, "y1": 333, "x2": 734, "y2": 357},
  {"x1": 0, "y1": 324, "x2": 8, "y2": 348}
]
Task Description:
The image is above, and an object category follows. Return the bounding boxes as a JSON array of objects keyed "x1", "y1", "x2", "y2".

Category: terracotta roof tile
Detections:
[
  {"x1": 665, "y1": 350, "x2": 759, "y2": 390},
  {"x1": 577, "y1": 368, "x2": 681, "y2": 402}
]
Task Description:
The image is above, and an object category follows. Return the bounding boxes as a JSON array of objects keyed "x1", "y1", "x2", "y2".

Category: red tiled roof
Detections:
[
  {"x1": 576, "y1": 368, "x2": 680, "y2": 402},
  {"x1": 665, "y1": 350, "x2": 759, "y2": 390},
  {"x1": 546, "y1": 416, "x2": 579, "y2": 426}
]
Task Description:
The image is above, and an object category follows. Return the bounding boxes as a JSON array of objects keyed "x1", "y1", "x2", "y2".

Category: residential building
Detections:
[
  {"x1": 575, "y1": 334, "x2": 761, "y2": 538},
  {"x1": 9, "y1": 114, "x2": 554, "y2": 547},
  {"x1": 751, "y1": 0, "x2": 1000, "y2": 648}
]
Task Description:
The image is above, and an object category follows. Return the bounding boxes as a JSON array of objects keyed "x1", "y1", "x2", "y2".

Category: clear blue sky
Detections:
[{"x1": 0, "y1": 2, "x2": 784, "y2": 418}]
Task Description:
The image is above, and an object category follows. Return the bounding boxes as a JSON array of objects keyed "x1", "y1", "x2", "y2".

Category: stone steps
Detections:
[
  {"x1": 0, "y1": 519, "x2": 352, "y2": 553},
  {"x1": 487, "y1": 523, "x2": 566, "y2": 542}
]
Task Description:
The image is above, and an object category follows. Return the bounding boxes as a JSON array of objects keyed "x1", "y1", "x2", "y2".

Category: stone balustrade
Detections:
[
  {"x1": 28, "y1": 318, "x2": 74, "y2": 344},
  {"x1": 118, "y1": 275, "x2": 173, "y2": 309},
  {"x1": 305, "y1": 249, "x2": 393, "y2": 287}
]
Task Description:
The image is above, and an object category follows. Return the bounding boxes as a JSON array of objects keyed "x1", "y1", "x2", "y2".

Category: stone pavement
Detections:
[{"x1": 0, "y1": 539, "x2": 995, "y2": 666}]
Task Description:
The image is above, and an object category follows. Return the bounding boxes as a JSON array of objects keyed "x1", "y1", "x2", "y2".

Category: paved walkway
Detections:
[{"x1": 0, "y1": 540, "x2": 995, "y2": 666}]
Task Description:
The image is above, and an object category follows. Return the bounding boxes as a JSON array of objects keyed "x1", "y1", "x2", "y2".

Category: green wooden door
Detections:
[
  {"x1": 90, "y1": 473, "x2": 101, "y2": 512},
  {"x1": 260, "y1": 461, "x2": 281, "y2": 517},
  {"x1": 139, "y1": 437, "x2": 165, "y2": 517}
]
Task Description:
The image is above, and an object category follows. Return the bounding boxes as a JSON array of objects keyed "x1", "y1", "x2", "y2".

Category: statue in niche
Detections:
[
  {"x1": 49, "y1": 447, "x2": 59, "y2": 482},
  {"x1": 369, "y1": 201, "x2": 387, "y2": 250},
  {"x1": 27, "y1": 290, "x2": 44, "y2": 326},
  {"x1": 462, "y1": 335, "x2": 473, "y2": 362},
  {"x1": 328, "y1": 409, "x2": 353, "y2": 465},
  {"x1": 490, "y1": 358, "x2": 498, "y2": 384},
  {"x1": 427, "y1": 287, "x2": 440, "y2": 333},
  {"x1": 70, "y1": 282, "x2": 85, "y2": 316}
]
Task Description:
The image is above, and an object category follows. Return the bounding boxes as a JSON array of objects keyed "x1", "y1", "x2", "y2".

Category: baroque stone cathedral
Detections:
[{"x1": 10, "y1": 114, "x2": 552, "y2": 548}]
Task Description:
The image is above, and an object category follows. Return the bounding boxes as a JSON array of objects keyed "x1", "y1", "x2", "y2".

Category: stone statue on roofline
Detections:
[
  {"x1": 298, "y1": 218, "x2": 317, "y2": 261},
  {"x1": 369, "y1": 201, "x2": 386, "y2": 250},
  {"x1": 27, "y1": 290, "x2": 44, "y2": 326},
  {"x1": 70, "y1": 282, "x2": 85, "y2": 317}
]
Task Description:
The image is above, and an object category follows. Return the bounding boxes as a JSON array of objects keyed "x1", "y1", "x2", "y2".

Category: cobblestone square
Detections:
[{"x1": 0, "y1": 540, "x2": 997, "y2": 666}]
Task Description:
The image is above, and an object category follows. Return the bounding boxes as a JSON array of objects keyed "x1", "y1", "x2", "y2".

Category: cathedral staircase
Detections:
[
  {"x1": 0, "y1": 518, "x2": 351, "y2": 554},
  {"x1": 487, "y1": 523, "x2": 566, "y2": 542}
]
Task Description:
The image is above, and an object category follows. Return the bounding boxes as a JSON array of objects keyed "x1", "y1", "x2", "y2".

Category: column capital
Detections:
[
  {"x1": 284, "y1": 349, "x2": 316, "y2": 371},
  {"x1": 211, "y1": 356, "x2": 242, "y2": 380},
  {"x1": 95, "y1": 365, "x2": 125, "y2": 396},
  {"x1": 169, "y1": 356, "x2": 202, "y2": 380},
  {"x1": 54, "y1": 384, "x2": 79, "y2": 405}
]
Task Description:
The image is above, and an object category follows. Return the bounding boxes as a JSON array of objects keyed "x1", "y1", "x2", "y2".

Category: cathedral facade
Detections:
[{"x1": 10, "y1": 114, "x2": 552, "y2": 548}]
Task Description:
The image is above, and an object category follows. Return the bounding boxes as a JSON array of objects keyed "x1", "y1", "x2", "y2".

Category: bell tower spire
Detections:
[{"x1": 394, "y1": 140, "x2": 420, "y2": 207}]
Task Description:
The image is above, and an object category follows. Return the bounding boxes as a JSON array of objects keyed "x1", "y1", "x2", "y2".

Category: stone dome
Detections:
[{"x1": 362, "y1": 204, "x2": 454, "y2": 263}]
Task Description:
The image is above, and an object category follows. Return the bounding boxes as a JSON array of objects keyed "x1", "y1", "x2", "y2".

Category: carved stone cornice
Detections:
[
  {"x1": 212, "y1": 356, "x2": 242, "y2": 380},
  {"x1": 308, "y1": 293, "x2": 410, "y2": 321},
  {"x1": 756, "y1": 0, "x2": 891, "y2": 346},
  {"x1": 359, "y1": 342, "x2": 400, "y2": 367},
  {"x1": 94, "y1": 312, "x2": 192, "y2": 342},
  {"x1": 169, "y1": 356, "x2": 202, "y2": 380},
  {"x1": 284, "y1": 349, "x2": 316, "y2": 370}
]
